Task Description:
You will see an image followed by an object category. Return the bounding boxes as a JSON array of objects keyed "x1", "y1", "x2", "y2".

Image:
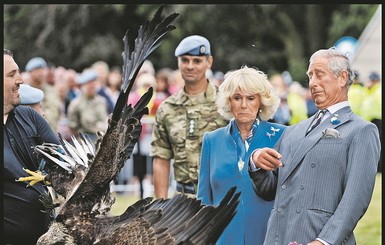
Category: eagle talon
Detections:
[{"x1": 16, "y1": 168, "x2": 49, "y2": 186}]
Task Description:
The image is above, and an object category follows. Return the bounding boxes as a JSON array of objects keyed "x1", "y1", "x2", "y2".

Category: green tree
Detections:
[{"x1": 4, "y1": 4, "x2": 378, "y2": 85}]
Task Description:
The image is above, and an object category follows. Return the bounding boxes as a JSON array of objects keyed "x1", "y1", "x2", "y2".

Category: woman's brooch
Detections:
[
  {"x1": 266, "y1": 126, "x2": 280, "y2": 139},
  {"x1": 238, "y1": 158, "x2": 245, "y2": 172},
  {"x1": 330, "y1": 114, "x2": 340, "y2": 125}
]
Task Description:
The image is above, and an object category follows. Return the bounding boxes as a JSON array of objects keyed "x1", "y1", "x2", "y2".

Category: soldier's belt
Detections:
[{"x1": 176, "y1": 182, "x2": 196, "y2": 194}]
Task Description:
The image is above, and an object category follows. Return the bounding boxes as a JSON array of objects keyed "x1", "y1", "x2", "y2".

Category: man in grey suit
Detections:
[{"x1": 248, "y1": 47, "x2": 380, "y2": 245}]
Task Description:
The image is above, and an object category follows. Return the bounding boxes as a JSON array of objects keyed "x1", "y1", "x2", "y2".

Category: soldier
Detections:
[
  {"x1": 25, "y1": 57, "x2": 61, "y2": 133},
  {"x1": 151, "y1": 35, "x2": 228, "y2": 198},
  {"x1": 67, "y1": 69, "x2": 109, "y2": 143}
]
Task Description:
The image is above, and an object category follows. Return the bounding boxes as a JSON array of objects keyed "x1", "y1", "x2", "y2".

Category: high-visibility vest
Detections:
[
  {"x1": 348, "y1": 83, "x2": 368, "y2": 117},
  {"x1": 361, "y1": 82, "x2": 381, "y2": 121},
  {"x1": 287, "y1": 92, "x2": 308, "y2": 125}
]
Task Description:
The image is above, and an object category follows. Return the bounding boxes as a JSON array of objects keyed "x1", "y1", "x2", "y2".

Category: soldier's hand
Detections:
[{"x1": 252, "y1": 148, "x2": 283, "y2": 171}]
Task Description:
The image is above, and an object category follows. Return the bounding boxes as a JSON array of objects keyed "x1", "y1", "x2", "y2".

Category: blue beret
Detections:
[
  {"x1": 19, "y1": 84, "x2": 44, "y2": 105},
  {"x1": 77, "y1": 70, "x2": 98, "y2": 85},
  {"x1": 175, "y1": 35, "x2": 211, "y2": 57},
  {"x1": 369, "y1": 72, "x2": 380, "y2": 81},
  {"x1": 25, "y1": 57, "x2": 47, "y2": 72}
]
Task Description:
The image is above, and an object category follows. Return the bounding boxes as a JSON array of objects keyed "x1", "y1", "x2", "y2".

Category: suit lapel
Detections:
[{"x1": 281, "y1": 107, "x2": 353, "y2": 183}]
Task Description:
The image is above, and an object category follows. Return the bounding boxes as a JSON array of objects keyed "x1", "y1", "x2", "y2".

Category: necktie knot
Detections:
[
  {"x1": 317, "y1": 109, "x2": 326, "y2": 119},
  {"x1": 307, "y1": 109, "x2": 327, "y2": 135}
]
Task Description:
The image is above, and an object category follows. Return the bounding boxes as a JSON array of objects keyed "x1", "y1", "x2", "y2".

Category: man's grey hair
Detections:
[{"x1": 309, "y1": 47, "x2": 355, "y2": 86}]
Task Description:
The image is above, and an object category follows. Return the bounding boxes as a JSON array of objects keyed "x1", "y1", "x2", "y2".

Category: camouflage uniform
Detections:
[
  {"x1": 41, "y1": 84, "x2": 61, "y2": 134},
  {"x1": 67, "y1": 94, "x2": 108, "y2": 141},
  {"x1": 150, "y1": 81, "x2": 228, "y2": 191}
]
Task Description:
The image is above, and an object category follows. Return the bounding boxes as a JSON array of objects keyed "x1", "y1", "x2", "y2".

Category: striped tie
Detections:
[{"x1": 306, "y1": 109, "x2": 326, "y2": 135}]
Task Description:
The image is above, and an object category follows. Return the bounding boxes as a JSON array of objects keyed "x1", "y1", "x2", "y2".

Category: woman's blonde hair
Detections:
[{"x1": 216, "y1": 65, "x2": 280, "y2": 121}]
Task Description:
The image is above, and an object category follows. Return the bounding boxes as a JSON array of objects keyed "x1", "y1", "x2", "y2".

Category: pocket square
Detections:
[{"x1": 322, "y1": 128, "x2": 340, "y2": 138}]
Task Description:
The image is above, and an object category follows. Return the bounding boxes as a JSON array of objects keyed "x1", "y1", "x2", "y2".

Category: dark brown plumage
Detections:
[{"x1": 31, "y1": 5, "x2": 240, "y2": 245}]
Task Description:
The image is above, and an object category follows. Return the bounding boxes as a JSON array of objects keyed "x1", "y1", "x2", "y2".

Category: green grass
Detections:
[
  {"x1": 110, "y1": 193, "x2": 141, "y2": 215},
  {"x1": 111, "y1": 174, "x2": 382, "y2": 243},
  {"x1": 355, "y1": 173, "x2": 382, "y2": 245}
]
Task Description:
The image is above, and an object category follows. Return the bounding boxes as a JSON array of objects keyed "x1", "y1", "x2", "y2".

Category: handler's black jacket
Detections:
[{"x1": 4, "y1": 106, "x2": 60, "y2": 245}]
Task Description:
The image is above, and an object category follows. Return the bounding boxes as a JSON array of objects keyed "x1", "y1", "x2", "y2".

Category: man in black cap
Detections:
[{"x1": 151, "y1": 35, "x2": 228, "y2": 198}]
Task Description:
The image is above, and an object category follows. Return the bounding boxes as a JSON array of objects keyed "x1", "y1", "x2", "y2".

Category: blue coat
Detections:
[{"x1": 197, "y1": 119, "x2": 286, "y2": 245}]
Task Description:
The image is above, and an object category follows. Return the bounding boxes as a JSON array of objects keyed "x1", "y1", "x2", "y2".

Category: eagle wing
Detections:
[
  {"x1": 71, "y1": 5, "x2": 178, "y2": 198},
  {"x1": 34, "y1": 5, "x2": 178, "y2": 218},
  {"x1": 93, "y1": 187, "x2": 240, "y2": 245}
]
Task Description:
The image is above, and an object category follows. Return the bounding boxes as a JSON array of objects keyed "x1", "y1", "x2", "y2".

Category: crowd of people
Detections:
[
  {"x1": 19, "y1": 50, "x2": 380, "y2": 188},
  {"x1": 4, "y1": 32, "x2": 381, "y2": 244}
]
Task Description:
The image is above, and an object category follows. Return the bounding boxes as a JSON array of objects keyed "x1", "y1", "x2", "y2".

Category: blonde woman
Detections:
[{"x1": 197, "y1": 65, "x2": 286, "y2": 244}]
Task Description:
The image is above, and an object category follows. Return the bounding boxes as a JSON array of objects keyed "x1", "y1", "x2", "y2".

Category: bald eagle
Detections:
[{"x1": 17, "y1": 5, "x2": 240, "y2": 245}]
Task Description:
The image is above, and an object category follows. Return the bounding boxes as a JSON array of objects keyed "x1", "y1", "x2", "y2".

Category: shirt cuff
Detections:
[
  {"x1": 316, "y1": 238, "x2": 330, "y2": 245},
  {"x1": 249, "y1": 149, "x2": 260, "y2": 172}
]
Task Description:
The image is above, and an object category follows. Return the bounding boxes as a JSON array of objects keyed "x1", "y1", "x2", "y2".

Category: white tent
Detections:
[{"x1": 351, "y1": 5, "x2": 382, "y2": 83}]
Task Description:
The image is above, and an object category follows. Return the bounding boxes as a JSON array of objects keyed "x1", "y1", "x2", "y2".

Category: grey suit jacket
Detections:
[{"x1": 249, "y1": 106, "x2": 380, "y2": 245}]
